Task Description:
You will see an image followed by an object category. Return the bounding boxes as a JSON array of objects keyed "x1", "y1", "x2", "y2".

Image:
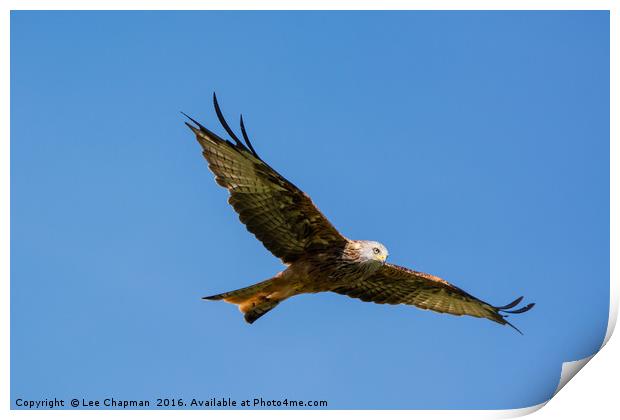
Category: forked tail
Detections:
[{"x1": 202, "y1": 277, "x2": 283, "y2": 324}]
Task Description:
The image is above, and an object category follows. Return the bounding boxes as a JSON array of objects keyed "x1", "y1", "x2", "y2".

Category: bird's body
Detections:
[
  {"x1": 184, "y1": 95, "x2": 534, "y2": 332},
  {"x1": 205, "y1": 240, "x2": 387, "y2": 323}
]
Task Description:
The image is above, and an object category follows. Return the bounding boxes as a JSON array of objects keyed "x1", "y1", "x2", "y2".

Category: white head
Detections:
[{"x1": 357, "y1": 240, "x2": 389, "y2": 265}]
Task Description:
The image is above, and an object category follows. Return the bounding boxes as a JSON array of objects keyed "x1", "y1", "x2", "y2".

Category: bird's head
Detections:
[{"x1": 357, "y1": 240, "x2": 389, "y2": 265}]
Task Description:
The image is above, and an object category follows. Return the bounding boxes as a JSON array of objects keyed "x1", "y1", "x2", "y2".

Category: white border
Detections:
[
  {"x1": 1, "y1": 1, "x2": 615, "y2": 419},
  {"x1": 0, "y1": 0, "x2": 616, "y2": 11}
]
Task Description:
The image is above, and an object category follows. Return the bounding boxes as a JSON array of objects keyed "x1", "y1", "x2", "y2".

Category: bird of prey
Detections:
[{"x1": 183, "y1": 94, "x2": 534, "y2": 333}]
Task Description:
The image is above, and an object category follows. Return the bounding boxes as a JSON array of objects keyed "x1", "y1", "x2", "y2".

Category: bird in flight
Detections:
[{"x1": 183, "y1": 94, "x2": 534, "y2": 333}]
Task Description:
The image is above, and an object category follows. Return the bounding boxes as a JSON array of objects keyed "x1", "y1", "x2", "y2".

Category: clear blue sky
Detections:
[{"x1": 11, "y1": 11, "x2": 609, "y2": 409}]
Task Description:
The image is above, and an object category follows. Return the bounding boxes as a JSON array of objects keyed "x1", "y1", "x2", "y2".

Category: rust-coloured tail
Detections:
[{"x1": 202, "y1": 278, "x2": 282, "y2": 324}]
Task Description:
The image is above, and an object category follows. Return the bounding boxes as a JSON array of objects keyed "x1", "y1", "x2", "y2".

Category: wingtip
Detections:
[
  {"x1": 183, "y1": 121, "x2": 198, "y2": 132},
  {"x1": 496, "y1": 296, "x2": 524, "y2": 310},
  {"x1": 181, "y1": 111, "x2": 206, "y2": 132},
  {"x1": 497, "y1": 295, "x2": 535, "y2": 315},
  {"x1": 239, "y1": 113, "x2": 259, "y2": 158},
  {"x1": 504, "y1": 302, "x2": 535, "y2": 314},
  {"x1": 212, "y1": 93, "x2": 245, "y2": 148},
  {"x1": 504, "y1": 319, "x2": 524, "y2": 335}
]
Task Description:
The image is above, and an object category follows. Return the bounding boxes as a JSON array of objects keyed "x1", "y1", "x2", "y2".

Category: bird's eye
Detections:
[{"x1": 373, "y1": 247, "x2": 381, "y2": 255}]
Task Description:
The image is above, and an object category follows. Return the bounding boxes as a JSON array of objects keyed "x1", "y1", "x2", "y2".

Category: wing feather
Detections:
[
  {"x1": 184, "y1": 98, "x2": 347, "y2": 263},
  {"x1": 333, "y1": 263, "x2": 534, "y2": 333}
]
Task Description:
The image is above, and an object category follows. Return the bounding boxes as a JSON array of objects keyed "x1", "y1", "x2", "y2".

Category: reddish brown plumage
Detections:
[{"x1": 187, "y1": 95, "x2": 534, "y2": 331}]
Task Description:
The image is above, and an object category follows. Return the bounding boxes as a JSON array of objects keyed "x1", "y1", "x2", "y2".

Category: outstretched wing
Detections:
[
  {"x1": 184, "y1": 94, "x2": 347, "y2": 264},
  {"x1": 332, "y1": 263, "x2": 534, "y2": 333}
]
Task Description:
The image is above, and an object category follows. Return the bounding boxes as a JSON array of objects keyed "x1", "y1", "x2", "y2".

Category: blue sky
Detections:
[{"x1": 11, "y1": 11, "x2": 609, "y2": 409}]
